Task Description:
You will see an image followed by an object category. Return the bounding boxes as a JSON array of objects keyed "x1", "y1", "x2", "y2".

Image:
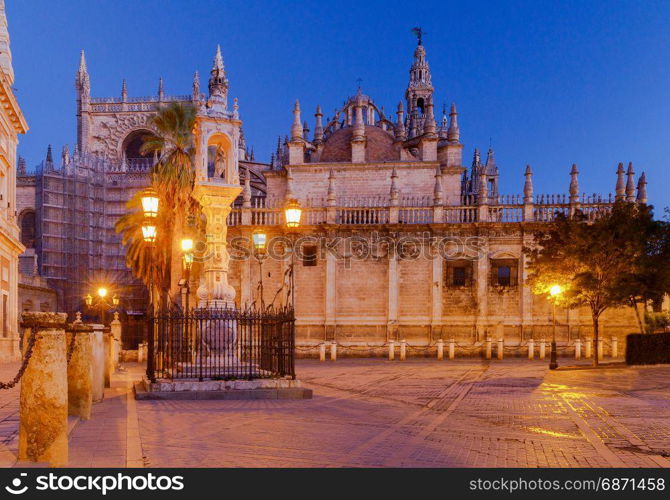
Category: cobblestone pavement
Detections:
[
  {"x1": 137, "y1": 359, "x2": 670, "y2": 468},
  {"x1": 1, "y1": 359, "x2": 670, "y2": 467}
]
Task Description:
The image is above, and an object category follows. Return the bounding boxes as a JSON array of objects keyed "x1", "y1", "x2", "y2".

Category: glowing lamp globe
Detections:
[
  {"x1": 284, "y1": 199, "x2": 302, "y2": 229},
  {"x1": 140, "y1": 188, "x2": 160, "y2": 218}
]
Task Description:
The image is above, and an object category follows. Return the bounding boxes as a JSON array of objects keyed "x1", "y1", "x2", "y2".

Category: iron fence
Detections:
[{"x1": 146, "y1": 306, "x2": 295, "y2": 381}]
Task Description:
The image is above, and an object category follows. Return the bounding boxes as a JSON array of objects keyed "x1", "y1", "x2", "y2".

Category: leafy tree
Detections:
[
  {"x1": 115, "y1": 103, "x2": 201, "y2": 305},
  {"x1": 525, "y1": 202, "x2": 670, "y2": 366}
]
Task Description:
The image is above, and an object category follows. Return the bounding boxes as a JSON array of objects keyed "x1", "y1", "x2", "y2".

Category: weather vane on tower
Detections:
[{"x1": 411, "y1": 26, "x2": 425, "y2": 45}]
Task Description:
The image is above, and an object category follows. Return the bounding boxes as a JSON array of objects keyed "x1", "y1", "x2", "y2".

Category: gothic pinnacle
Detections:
[
  {"x1": 433, "y1": 164, "x2": 444, "y2": 205},
  {"x1": 523, "y1": 165, "x2": 533, "y2": 203},
  {"x1": 158, "y1": 77, "x2": 164, "y2": 99},
  {"x1": 569, "y1": 163, "x2": 579, "y2": 202},
  {"x1": 625, "y1": 162, "x2": 635, "y2": 202},
  {"x1": 447, "y1": 102, "x2": 460, "y2": 143},
  {"x1": 46, "y1": 144, "x2": 53, "y2": 164},
  {"x1": 291, "y1": 100, "x2": 303, "y2": 141},
  {"x1": 636, "y1": 172, "x2": 648, "y2": 204},
  {"x1": 314, "y1": 105, "x2": 324, "y2": 144},
  {"x1": 395, "y1": 101, "x2": 406, "y2": 141},
  {"x1": 121, "y1": 79, "x2": 127, "y2": 101},
  {"x1": 615, "y1": 162, "x2": 625, "y2": 201}
]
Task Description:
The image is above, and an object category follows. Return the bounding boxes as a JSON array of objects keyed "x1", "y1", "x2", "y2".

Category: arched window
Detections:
[
  {"x1": 19, "y1": 210, "x2": 36, "y2": 248},
  {"x1": 416, "y1": 98, "x2": 425, "y2": 115},
  {"x1": 122, "y1": 129, "x2": 155, "y2": 169}
]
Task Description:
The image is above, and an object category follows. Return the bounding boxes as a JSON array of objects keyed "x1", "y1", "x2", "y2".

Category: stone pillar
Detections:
[
  {"x1": 18, "y1": 312, "x2": 68, "y2": 467},
  {"x1": 104, "y1": 330, "x2": 114, "y2": 388},
  {"x1": 240, "y1": 247, "x2": 252, "y2": 308},
  {"x1": 319, "y1": 343, "x2": 326, "y2": 362},
  {"x1": 448, "y1": 338, "x2": 455, "y2": 360},
  {"x1": 324, "y1": 241, "x2": 337, "y2": 338},
  {"x1": 91, "y1": 324, "x2": 105, "y2": 402},
  {"x1": 519, "y1": 234, "x2": 534, "y2": 337},
  {"x1": 475, "y1": 242, "x2": 489, "y2": 340},
  {"x1": 611, "y1": 336, "x2": 618, "y2": 358},
  {"x1": 110, "y1": 312, "x2": 121, "y2": 367},
  {"x1": 585, "y1": 339, "x2": 592, "y2": 359},
  {"x1": 574, "y1": 338, "x2": 581, "y2": 360},
  {"x1": 485, "y1": 338, "x2": 492, "y2": 360},
  {"x1": 388, "y1": 340, "x2": 395, "y2": 361},
  {"x1": 436, "y1": 339, "x2": 444, "y2": 360},
  {"x1": 528, "y1": 338, "x2": 535, "y2": 360},
  {"x1": 539, "y1": 339, "x2": 546, "y2": 360},
  {"x1": 400, "y1": 339, "x2": 407, "y2": 361},
  {"x1": 67, "y1": 325, "x2": 93, "y2": 420},
  {"x1": 137, "y1": 342, "x2": 145, "y2": 363},
  {"x1": 330, "y1": 341, "x2": 337, "y2": 361},
  {"x1": 497, "y1": 338, "x2": 504, "y2": 360}
]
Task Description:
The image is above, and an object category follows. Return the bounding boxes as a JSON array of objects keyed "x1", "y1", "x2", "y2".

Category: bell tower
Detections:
[{"x1": 405, "y1": 28, "x2": 434, "y2": 138}]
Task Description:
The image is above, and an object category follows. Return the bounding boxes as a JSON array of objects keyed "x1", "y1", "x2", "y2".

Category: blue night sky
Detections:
[{"x1": 6, "y1": 0, "x2": 670, "y2": 210}]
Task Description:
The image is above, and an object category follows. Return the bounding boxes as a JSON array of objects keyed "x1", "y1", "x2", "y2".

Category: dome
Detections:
[{"x1": 319, "y1": 125, "x2": 397, "y2": 163}]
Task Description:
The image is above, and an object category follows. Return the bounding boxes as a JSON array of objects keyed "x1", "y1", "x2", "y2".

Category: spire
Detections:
[
  {"x1": 62, "y1": 145, "x2": 70, "y2": 166},
  {"x1": 45, "y1": 144, "x2": 53, "y2": 164},
  {"x1": 569, "y1": 164, "x2": 579, "y2": 203},
  {"x1": 0, "y1": 0, "x2": 13, "y2": 84},
  {"x1": 636, "y1": 172, "x2": 648, "y2": 204},
  {"x1": 121, "y1": 79, "x2": 127, "y2": 101},
  {"x1": 158, "y1": 77, "x2": 164, "y2": 100},
  {"x1": 327, "y1": 168, "x2": 336, "y2": 206},
  {"x1": 17, "y1": 156, "x2": 26, "y2": 175},
  {"x1": 615, "y1": 162, "x2": 625, "y2": 201},
  {"x1": 406, "y1": 31, "x2": 433, "y2": 119},
  {"x1": 390, "y1": 167, "x2": 399, "y2": 206},
  {"x1": 208, "y1": 44, "x2": 229, "y2": 104},
  {"x1": 478, "y1": 170, "x2": 488, "y2": 205},
  {"x1": 313, "y1": 105, "x2": 324, "y2": 145},
  {"x1": 302, "y1": 120, "x2": 310, "y2": 141},
  {"x1": 439, "y1": 104, "x2": 448, "y2": 139},
  {"x1": 423, "y1": 97, "x2": 436, "y2": 136},
  {"x1": 625, "y1": 162, "x2": 635, "y2": 202},
  {"x1": 447, "y1": 102, "x2": 460, "y2": 143},
  {"x1": 433, "y1": 164, "x2": 443, "y2": 205},
  {"x1": 242, "y1": 168, "x2": 252, "y2": 208},
  {"x1": 76, "y1": 50, "x2": 90, "y2": 94},
  {"x1": 192, "y1": 71, "x2": 200, "y2": 101},
  {"x1": 394, "y1": 101, "x2": 406, "y2": 141},
  {"x1": 291, "y1": 100, "x2": 303, "y2": 141},
  {"x1": 523, "y1": 165, "x2": 533, "y2": 203}
]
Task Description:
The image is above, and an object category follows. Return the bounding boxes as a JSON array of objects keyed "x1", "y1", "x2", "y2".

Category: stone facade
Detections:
[{"x1": 0, "y1": 1, "x2": 28, "y2": 360}]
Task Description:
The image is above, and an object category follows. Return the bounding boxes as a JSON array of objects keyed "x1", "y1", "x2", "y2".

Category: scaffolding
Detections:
[{"x1": 35, "y1": 152, "x2": 149, "y2": 316}]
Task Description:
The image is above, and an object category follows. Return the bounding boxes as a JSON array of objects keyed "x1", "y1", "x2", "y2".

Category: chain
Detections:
[
  {"x1": 0, "y1": 328, "x2": 38, "y2": 390},
  {"x1": 66, "y1": 330, "x2": 78, "y2": 364}
]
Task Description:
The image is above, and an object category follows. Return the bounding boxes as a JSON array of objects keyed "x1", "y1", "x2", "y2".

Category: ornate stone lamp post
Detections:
[
  {"x1": 549, "y1": 284, "x2": 562, "y2": 370},
  {"x1": 180, "y1": 237, "x2": 194, "y2": 314}
]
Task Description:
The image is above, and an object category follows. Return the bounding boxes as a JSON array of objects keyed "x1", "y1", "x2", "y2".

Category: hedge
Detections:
[{"x1": 626, "y1": 332, "x2": 670, "y2": 365}]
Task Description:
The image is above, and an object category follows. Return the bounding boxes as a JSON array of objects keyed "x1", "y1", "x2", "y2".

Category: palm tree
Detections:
[{"x1": 115, "y1": 102, "x2": 201, "y2": 306}]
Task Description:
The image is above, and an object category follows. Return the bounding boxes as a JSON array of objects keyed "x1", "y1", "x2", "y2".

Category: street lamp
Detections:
[
  {"x1": 140, "y1": 188, "x2": 160, "y2": 383},
  {"x1": 284, "y1": 200, "x2": 302, "y2": 309},
  {"x1": 180, "y1": 237, "x2": 194, "y2": 314},
  {"x1": 140, "y1": 187, "x2": 160, "y2": 218},
  {"x1": 549, "y1": 284, "x2": 563, "y2": 370},
  {"x1": 252, "y1": 229, "x2": 268, "y2": 310}
]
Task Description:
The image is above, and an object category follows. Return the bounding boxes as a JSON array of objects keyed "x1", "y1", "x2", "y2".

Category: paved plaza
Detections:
[{"x1": 0, "y1": 359, "x2": 669, "y2": 467}]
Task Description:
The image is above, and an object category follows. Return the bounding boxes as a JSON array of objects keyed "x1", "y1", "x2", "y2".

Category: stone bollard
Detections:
[
  {"x1": 611, "y1": 336, "x2": 618, "y2": 358},
  {"x1": 448, "y1": 339, "x2": 455, "y2": 360},
  {"x1": 597, "y1": 339, "x2": 603, "y2": 361},
  {"x1": 110, "y1": 312, "x2": 122, "y2": 368},
  {"x1": 575, "y1": 338, "x2": 581, "y2": 360},
  {"x1": 319, "y1": 343, "x2": 326, "y2": 362},
  {"x1": 67, "y1": 325, "x2": 93, "y2": 420},
  {"x1": 400, "y1": 339, "x2": 407, "y2": 361},
  {"x1": 528, "y1": 339, "x2": 535, "y2": 360},
  {"x1": 585, "y1": 339, "x2": 592, "y2": 359},
  {"x1": 497, "y1": 339, "x2": 504, "y2": 360},
  {"x1": 436, "y1": 339, "x2": 444, "y2": 360},
  {"x1": 539, "y1": 339, "x2": 546, "y2": 360},
  {"x1": 330, "y1": 341, "x2": 337, "y2": 361},
  {"x1": 18, "y1": 312, "x2": 68, "y2": 467},
  {"x1": 104, "y1": 330, "x2": 114, "y2": 388},
  {"x1": 388, "y1": 340, "x2": 395, "y2": 361},
  {"x1": 485, "y1": 338, "x2": 492, "y2": 360},
  {"x1": 138, "y1": 342, "x2": 147, "y2": 364},
  {"x1": 91, "y1": 324, "x2": 105, "y2": 402}
]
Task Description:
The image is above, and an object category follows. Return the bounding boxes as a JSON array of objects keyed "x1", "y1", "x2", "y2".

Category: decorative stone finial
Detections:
[
  {"x1": 327, "y1": 169, "x2": 336, "y2": 206},
  {"x1": 74, "y1": 311, "x2": 82, "y2": 324},
  {"x1": 447, "y1": 102, "x2": 460, "y2": 143},
  {"x1": 291, "y1": 100, "x2": 303, "y2": 141},
  {"x1": 569, "y1": 163, "x2": 579, "y2": 202},
  {"x1": 636, "y1": 172, "x2": 647, "y2": 204},
  {"x1": 314, "y1": 105, "x2": 324, "y2": 145},
  {"x1": 158, "y1": 77, "x2": 164, "y2": 100},
  {"x1": 433, "y1": 164, "x2": 443, "y2": 205},
  {"x1": 625, "y1": 162, "x2": 635, "y2": 202},
  {"x1": 243, "y1": 168, "x2": 252, "y2": 208},
  {"x1": 121, "y1": 79, "x2": 127, "y2": 101},
  {"x1": 390, "y1": 167, "x2": 399, "y2": 205},
  {"x1": 192, "y1": 71, "x2": 200, "y2": 101},
  {"x1": 523, "y1": 165, "x2": 533, "y2": 203},
  {"x1": 615, "y1": 162, "x2": 625, "y2": 201},
  {"x1": 395, "y1": 101, "x2": 406, "y2": 141}
]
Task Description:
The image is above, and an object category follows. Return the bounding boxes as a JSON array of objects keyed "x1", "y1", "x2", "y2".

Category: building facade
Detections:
[
  {"x1": 17, "y1": 37, "x2": 650, "y2": 355},
  {"x1": 0, "y1": 0, "x2": 28, "y2": 360}
]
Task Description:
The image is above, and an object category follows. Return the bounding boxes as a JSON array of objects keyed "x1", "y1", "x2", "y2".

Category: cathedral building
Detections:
[
  {"x1": 17, "y1": 36, "x2": 647, "y2": 354},
  {"x1": 0, "y1": 0, "x2": 28, "y2": 360}
]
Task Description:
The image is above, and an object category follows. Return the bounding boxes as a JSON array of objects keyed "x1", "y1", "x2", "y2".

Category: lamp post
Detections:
[
  {"x1": 252, "y1": 229, "x2": 268, "y2": 310},
  {"x1": 284, "y1": 199, "x2": 302, "y2": 310},
  {"x1": 180, "y1": 237, "x2": 194, "y2": 314},
  {"x1": 549, "y1": 284, "x2": 562, "y2": 370},
  {"x1": 83, "y1": 288, "x2": 118, "y2": 326},
  {"x1": 140, "y1": 187, "x2": 159, "y2": 382}
]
